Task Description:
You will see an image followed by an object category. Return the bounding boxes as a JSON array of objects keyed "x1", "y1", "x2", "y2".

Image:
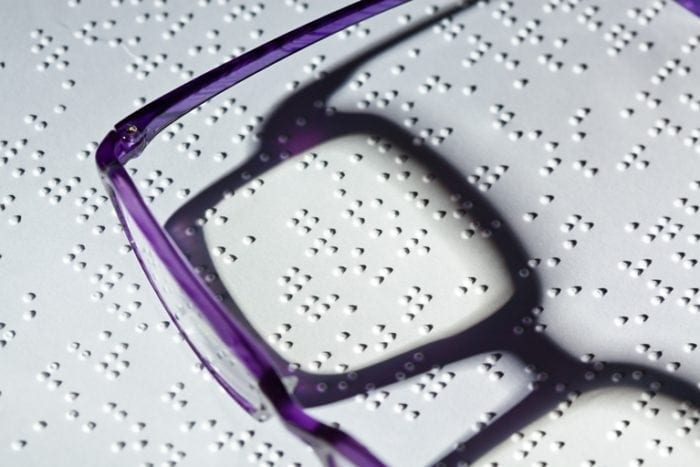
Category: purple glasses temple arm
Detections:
[
  {"x1": 113, "y1": 0, "x2": 411, "y2": 151},
  {"x1": 98, "y1": 1, "x2": 418, "y2": 466},
  {"x1": 99, "y1": 0, "x2": 700, "y2": 163},
  {"x1": 678, "y1": 0, "x2": 700, "y2": 15}
]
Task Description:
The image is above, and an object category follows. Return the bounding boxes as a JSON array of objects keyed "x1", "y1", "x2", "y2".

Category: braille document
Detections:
[{"x1": 1, "y1": 1, "x2": 699, "y2": 466}]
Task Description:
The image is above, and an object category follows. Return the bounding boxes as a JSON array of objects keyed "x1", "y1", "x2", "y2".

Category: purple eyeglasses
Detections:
[{"x1": 96, "y1": 1, "x2": 700, "y2": 465}]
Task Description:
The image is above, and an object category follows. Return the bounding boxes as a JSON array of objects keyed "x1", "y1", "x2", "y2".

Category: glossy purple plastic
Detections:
[
  {"x1": 97, "y1": 1, "x2": 410, "y2": 465},
  {"x1": 679, "y1": 0, "x2": 700, "y2": 15},
  {"x1": 96, "y1": 1, "x2": 700, "y2": 465}
]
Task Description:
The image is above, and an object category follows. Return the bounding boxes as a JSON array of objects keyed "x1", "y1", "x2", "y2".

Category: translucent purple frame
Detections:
[{"x1": 96, "y1": 1, "x2": 700, "y2": 465}]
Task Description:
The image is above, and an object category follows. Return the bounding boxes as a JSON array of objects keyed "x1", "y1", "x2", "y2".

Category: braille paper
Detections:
[{"x1": 1, "y1": 1, "x2": 700, "y2": 466}]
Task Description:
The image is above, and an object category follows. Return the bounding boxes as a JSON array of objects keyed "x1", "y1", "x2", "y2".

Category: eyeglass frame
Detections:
[{"x1": 96, "y1": 1, "x2": 419, "y2": 465}]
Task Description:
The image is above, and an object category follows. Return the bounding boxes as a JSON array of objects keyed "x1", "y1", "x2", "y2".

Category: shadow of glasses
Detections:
[{"x1": 158, "y1": 2, "x2": 700, "y2": 465}]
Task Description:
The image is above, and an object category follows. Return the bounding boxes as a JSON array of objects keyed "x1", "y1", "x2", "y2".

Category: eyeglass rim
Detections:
[{"x1": 95, "y1": 1, "x2": 415, "y2": 465}]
